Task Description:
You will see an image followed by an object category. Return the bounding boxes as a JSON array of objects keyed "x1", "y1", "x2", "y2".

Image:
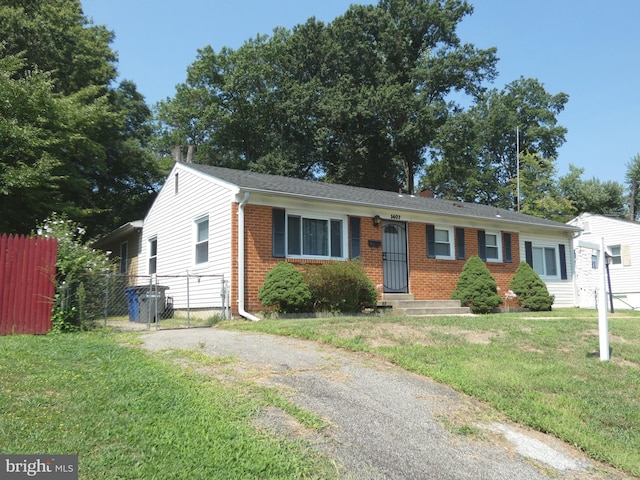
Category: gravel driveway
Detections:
[{"x1": 140, "y1": 328, "x2": 630, "y2": 480}]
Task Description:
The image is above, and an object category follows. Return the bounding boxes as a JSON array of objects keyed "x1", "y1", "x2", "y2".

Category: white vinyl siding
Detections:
[
  {"x1": 520, "y1": 233, "x2": 574, "y2": 308},
  {"x1": 140, "y1": 165, "x2": 234, "y2": 310},
  {"x1": 570, "y1": 214, "x2": 640, "y2": 309}
]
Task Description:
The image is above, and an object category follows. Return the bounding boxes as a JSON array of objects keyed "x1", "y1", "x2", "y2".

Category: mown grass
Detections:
[
  {"x1": 0, "y1": 332, "x2": 334, "y2": 479},
  {"x1": 221, "y1": 309, "x2": 640, "y2": 477}
]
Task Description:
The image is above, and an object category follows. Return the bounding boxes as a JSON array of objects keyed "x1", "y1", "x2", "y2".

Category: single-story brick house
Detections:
[
  {"x1": 137, "y1": 161, "x2": 580, "y2": 319},
  {"x1": 568, "y1": 213, "x2": 640, "y2": 310}
]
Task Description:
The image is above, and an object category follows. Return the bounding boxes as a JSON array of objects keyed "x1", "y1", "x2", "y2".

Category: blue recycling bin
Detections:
[
  {"x1": 125, "y1": 286, "x2": 169, "y2": 322},
  {"x1": 125, "y1": 286, "x2": 148, "y2": 322}
]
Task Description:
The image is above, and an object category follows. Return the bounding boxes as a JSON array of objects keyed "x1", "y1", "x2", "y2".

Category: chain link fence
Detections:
[{"x1": 59, "y1": 273, "x2": 230, "y2": 330}]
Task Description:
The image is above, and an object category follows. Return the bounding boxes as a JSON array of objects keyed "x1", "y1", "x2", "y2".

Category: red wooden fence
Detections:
[{"x1": 0, "y1": 234, "x2": 58, "y2": 335}]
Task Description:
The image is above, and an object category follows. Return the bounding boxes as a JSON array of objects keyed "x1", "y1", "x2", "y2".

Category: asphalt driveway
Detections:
[{"x1": 140, "y1": 328, "x2": 630, "y2": 480}]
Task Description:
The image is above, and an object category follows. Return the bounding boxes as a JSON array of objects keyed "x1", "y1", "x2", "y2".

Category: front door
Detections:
[{"x1": 382, "y1": 221, "x2": 408, "y2": 293}]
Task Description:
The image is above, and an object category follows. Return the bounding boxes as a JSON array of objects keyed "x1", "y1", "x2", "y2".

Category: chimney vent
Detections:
[{"x1": 419, "y1": 189, "x2": 434, "y2": 198}]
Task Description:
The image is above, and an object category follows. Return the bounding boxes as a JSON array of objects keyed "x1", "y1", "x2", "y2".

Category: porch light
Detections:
[{"x1": 373, "y1": 215, "x2": 381, "y2": 228}]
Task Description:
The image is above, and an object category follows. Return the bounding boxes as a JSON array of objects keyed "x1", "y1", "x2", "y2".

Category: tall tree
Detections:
[
  {"x1": 558, "y1": 165, "x2": 626, "y2": 218},
  {"x1": 156, "y1": 26, "x2": 326, "y2": 179},
  {"x1": 158, "y1": 0, "x2": 497, "y2": 192},
  {"x1": 0, "y1": 0, "x2": 117, "y2": 95},
  {"x1": 321, "y1": 0, "x2": 496, "y2": 192},
  {"x1": 0, "y1": 0, "x2": 161, "y2": 234},
  {"x1": 423, "y1": 77, "x2": 568, "y2": 209},
  {"x1": 625, "y1": 153, "x2": 640, "y2": 221},
  {"x1": 0, "y1": 53, "x2": 65, "y2": 233},
  {"x1": 517, "y1": 153, "x2": 575, "y2": 222}
]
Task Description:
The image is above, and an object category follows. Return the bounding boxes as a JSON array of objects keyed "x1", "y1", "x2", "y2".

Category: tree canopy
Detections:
[
  {"x1": 0, "y1": 0, "x2": 162, "y2": 235},
  {"x1": 157, "y1": 0, "x2": 498, "y2": 193},
  {"x1": 625, "y1": 153, "x2": 640, "y2": 221},
  {"x1": 5, "y1": 0, "x2": 634, "y2": 235},
  {"x1": 422, "y1": 77, "x2": 569, "y2": 210}
]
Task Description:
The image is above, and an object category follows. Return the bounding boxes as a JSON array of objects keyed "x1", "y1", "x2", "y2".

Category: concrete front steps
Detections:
[{"x1": 378, "y1": 294, "x2": 472, "y2": 316}]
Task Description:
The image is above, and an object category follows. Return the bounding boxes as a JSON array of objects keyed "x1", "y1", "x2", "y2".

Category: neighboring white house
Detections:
[{"x1": 568, "y1": 213, "x2": 640, "y2": 310}]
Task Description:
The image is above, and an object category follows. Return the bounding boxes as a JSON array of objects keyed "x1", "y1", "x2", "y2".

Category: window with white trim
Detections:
[
  {"x1": 532, "y1": 245, "x2": 558, "y2": 277},
  {"x1": 434, "y1": 227, "x2": 453, "y2": 259},
  {"x1": 195, "y1": 216, "x2": 209, "y2": 264},
  {"x1": 485, "y1": 232, "x2": 502, "y2": 262},
  {"x1": 148, "y1": 237, "x2": 157, "y2": 274},
  {"x1": 287, "y1": 214, "x2": 344, "y2": 258},
  {"x1": 607, "y1": 245, "x2": 622, "y2": 265}
]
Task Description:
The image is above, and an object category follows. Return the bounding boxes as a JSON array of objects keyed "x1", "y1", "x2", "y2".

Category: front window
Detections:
[
  {"x1": 287, "y1": 214, "x2": 343, "y2": 258},
  {"x1": 532, "y1": 245, "x2": 558, "y2": 277},
  {"x1": 485, "y1": 233, "x2": 501, "y2": 262},
  {"x1": 195, "y1": 217, "x2": 209, "y2": 264},
  {"x1": 435, "y1": 227, "x2": 452, "y2": 258},
  {"x1": 149, "y1": 237, "x2": 157, "y2": 274}
]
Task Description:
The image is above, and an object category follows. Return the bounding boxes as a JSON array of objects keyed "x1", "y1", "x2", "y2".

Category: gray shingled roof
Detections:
[{"x1": 183, "y1": 162, "x2": 577, "y2": 231}]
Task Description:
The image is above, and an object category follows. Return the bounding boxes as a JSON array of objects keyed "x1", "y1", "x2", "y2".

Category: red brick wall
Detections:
[
  {"x1": 233, "y1": 203, "x2": 522, "y2": 314},
  {"x1": 407, "y1": 225, "x2": 520, "y2": 300}
]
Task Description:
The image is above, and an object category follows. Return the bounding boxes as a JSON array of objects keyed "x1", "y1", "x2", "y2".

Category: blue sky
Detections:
[{"x1": 82, "y1": 0, "x2": 640, "y2": 185}]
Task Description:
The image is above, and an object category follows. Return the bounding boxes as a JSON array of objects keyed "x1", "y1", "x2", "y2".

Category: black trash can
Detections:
[
  {"x1": 125, "y1": 286, "x2": 169, "y2": 322},
  {"x1": 139, "y1": 286, "x2": 170, "y2": 323}
]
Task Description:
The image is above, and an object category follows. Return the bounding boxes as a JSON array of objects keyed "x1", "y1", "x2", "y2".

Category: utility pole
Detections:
[{"x1": 516, "y1": 126, "x2": 520, "y2": 212}]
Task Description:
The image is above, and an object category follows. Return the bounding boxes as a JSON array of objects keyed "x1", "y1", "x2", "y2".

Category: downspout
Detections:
[{"x1": 237, "y1": 192, "x2": 261, "y2": 321}]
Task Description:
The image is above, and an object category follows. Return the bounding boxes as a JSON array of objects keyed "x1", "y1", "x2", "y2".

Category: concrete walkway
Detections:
[{"x1": 140, "y1": 328, "x2": 631, "y2": 480}]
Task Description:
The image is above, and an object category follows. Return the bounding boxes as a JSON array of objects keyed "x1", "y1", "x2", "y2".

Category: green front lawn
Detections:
[
  {"x1": 222, "y1": 309, "x2": 640, "y2": 477},
  {"x1": 0, "y1": 332, "x2": 333, "y2": 479}
]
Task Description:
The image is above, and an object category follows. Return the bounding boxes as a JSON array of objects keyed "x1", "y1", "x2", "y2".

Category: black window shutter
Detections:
[
  {"x1": 349, "y1": 217, "x2": 361, "y2": 259},
  {"x1": 503, "y1": 232, "x2": 512, "y2": 263},
  {"x1": 525, "y1": 241, "x2": 533, "y2": 267},
  {"x1": 330, "y1": 220, "x2": 342, "y2": 257},
  {"x1": 272, "y1": 208, "x2": 286, "y2": 258},
  {"x1": 426, "y1": 224, "x2": 435, "y2": 258},
  {"x1": 455, "y1": 228, "x2": 465, "y2": 260},
  {"x1": 559, "y1": 244, "x2": 568, "y2": 280},
  {"x1": 477, "y1": 230, "x2": 486, "y2": 261}
]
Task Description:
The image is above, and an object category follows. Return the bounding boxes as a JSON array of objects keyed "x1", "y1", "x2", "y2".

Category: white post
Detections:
[{"x1": 598, "y1": 237, "x2": 610, "y2": 361}]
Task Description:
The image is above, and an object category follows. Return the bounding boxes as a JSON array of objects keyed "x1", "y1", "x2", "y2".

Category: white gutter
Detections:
[{"x1": 237, "y1": 192, "x2": 261, "y2": 322}]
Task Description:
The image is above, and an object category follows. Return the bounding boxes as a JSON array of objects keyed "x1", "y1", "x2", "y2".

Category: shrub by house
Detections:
[
  {"x1": 451, "y1": 256, "x2": 503, "y2": 314},
  {"x1": 304, "y1": 260, "x2": 377, "y2": 313},
  {"x1": 509, "y1": 261, "x2": 554, "y2": 311},
  {"x1": 258, "y1": 262, "x2": 312, "y2": 313}
]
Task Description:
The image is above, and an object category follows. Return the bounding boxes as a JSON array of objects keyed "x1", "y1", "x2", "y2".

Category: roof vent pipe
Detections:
[{"x1": 237, "y1": 192, "x2": 260, "y2": 322}]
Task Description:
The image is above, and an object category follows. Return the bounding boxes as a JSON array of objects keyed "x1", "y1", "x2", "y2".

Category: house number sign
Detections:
[{"x1": 390, "y1": 214, "x2": 401, "y2": 220}]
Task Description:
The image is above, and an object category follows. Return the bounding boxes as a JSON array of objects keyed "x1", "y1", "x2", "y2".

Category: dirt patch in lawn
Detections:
[{"x1": 336, "y1": 323, "x2": 497, "y2": 347}]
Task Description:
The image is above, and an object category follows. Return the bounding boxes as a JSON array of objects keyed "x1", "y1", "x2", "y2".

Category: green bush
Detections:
[
  {"x1": 509, "y1": 262, "x2": 554, "y2": 311},
  {"x1": 37, "y1": 214, "x2": 114, "y2": 332},
  {"x1": 451, "y1": 256, "x2": 503, "y2": 314},
  {"x1": 258, "y1": 262, "x2": 312, "y2": 313},
  {"x1": 304, "y1": 260, "x2": 377, "y2": 313}
]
